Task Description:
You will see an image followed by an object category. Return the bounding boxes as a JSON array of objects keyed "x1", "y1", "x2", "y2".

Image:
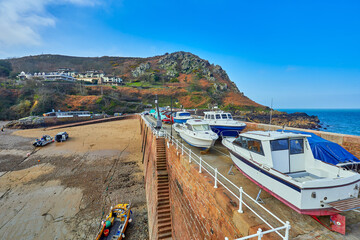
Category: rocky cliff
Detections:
[{"x1": 5, "y1": 51, "x2": 265, "y2": 110}]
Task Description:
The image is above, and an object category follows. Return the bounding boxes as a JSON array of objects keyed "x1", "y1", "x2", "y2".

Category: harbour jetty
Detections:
[{"x1": 140, "y1": 114, "x2": 360, "y2": 240}]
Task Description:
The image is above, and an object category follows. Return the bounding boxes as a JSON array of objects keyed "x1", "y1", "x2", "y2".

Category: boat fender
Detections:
[
  {"x1": 122, "y1": 233, "x2": 125, "y2": 238},
  {"x1": 105, "y1": 220, "x2": 111, "y2": 228},
  {"x1": 129, "y1": 218, "x2": 132, "y2": 223}
]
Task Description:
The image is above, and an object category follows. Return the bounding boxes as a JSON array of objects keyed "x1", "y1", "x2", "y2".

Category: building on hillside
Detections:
[
  {"x1": 101, "y1": 76, "x2": 123, "y2": 85},
  {"x1": 17, "y1": 71, "x2": 32, "y2": 80},
  {"x1": 17, "y1": 71, "x2": 76, "y2": 82},
  {"x1": 43, "y1": 110, "x2": 91, "y2": 117}
]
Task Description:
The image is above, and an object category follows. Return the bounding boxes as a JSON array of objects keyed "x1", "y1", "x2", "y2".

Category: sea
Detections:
[{"x1": 277, "y1": 109, "x2": 360, "y2": 136}]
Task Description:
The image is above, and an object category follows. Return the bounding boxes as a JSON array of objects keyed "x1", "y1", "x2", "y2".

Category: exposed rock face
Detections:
[
  {"x1": 132, "y1": 62, "x2": 150, "y2": 77},
  {"x1": 238, "y1": 111, "x2": 321, "y2": 129},
  {"x1": 158, "y1": 51, "x2": 233, "y2": 87}
]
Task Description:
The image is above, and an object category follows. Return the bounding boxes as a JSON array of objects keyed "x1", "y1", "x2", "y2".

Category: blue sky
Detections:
[{"x1": 0, "y1": 0, "x2": 359, "y2": 108}]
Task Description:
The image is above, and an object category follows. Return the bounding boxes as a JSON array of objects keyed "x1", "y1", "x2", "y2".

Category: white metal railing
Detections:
[{"x1": 141, "y1": 115, "x2": 291, "y2": 240}]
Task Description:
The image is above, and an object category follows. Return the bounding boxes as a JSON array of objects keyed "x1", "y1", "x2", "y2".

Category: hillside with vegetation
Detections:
[{"x1": 0, "y1": 52, "x2": 267, "y2": 120}]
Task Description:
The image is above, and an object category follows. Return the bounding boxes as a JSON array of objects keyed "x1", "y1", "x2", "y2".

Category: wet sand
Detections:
[{"x1": 0, "y1": 119, "x2": 148, "y2": 240}]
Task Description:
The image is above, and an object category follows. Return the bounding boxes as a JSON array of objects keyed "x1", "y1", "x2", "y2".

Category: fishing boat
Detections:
[
  {"x1": 173, "y1": 119, "x2": 218, "y2": 149},
  {"x1": 173, "y1": 111, "x2": 192, "y2": 123},
  {"x1": 203, "y1": 111, "x2": 246, "y2": 137},
  {"x1": 222, "y1": 131, "x2": 360, "y2": 216},
  {"x1": 96, "y1": 203, "x2": 132, "y2": 240}
]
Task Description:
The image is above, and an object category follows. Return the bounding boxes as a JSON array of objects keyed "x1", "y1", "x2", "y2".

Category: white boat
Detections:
[
  {"x1": 222, "y1": 131, "x2": 360, "y2": 216},
  {"x1": 173, "y1": 119, "x2": 218, "y2": 149},
  {"x1": 173, "y1": 111, "x2": 192, "y2": 123},
  {"x1": 203, "y1": 111, "x2": 246, "y2": 137}
]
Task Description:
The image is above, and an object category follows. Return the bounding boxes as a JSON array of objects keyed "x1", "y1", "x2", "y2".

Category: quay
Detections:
[{"x1": 140, "y1": 114, "x2": 360, "y2": 240}]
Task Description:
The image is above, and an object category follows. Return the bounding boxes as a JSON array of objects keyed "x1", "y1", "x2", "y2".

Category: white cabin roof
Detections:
[
  {"x1": 240, "y1": 131, "x2": 311, "y2": 141},
  {"x1": 186, "y1": 119, "x2": 208, "y2": 125},
  {"x1": 204, "y1": 111, "x2": 230, "y2": 115}
]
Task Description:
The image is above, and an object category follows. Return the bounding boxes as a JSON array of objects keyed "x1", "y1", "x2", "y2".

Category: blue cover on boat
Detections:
[{"x1": 277, "y1": 130, "x2": 360, "y2": 165}]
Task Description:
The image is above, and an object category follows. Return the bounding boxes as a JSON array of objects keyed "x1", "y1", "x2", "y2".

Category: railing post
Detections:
[
  {"x1": 257, "y1": 228, "x2": 262, "y2": 240},
  {"x1": 189, "y1": 149, "x2": 192, "y2": 163},
  {"x1": 199, "y1": 157, "x2": 202, "y2": 173},
  {"x1": 214, "y1": 168, "x2": 218, "y2": 188},
  {"x1": 238, "y1": 187, "x2": 243, "y2": 213},
  {"x1": 284, "y1": 221, "x2": 291, "y2": 240}
]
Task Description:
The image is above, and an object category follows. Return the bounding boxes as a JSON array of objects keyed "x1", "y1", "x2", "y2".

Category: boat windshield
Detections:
[
  {"x1": 221, "y1": 114, "x2": 228, "y2": 119},
  {"x1": 192, "y1": 124, "x2": 210, "y2": 131},
  {"x1": 179, "y1": 112, "x2": 190, "y2": 117},
  {"x1": 234, "y1": 136, "x2": 264, "y2": 155}
]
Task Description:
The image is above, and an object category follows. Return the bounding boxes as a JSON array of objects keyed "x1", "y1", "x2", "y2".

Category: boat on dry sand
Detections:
[{"x1": 95, "y1": 203, "x2": 132, "y2": 240}]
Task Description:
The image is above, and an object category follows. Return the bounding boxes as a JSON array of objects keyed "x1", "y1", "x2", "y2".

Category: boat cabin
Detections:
[
  {"x1": 184, "y1": 119, "x2": 210, "y2": 132},
  {"x1": 233, "y1": 131, "x2": 314, "y2": 176},
  {"x1": 204, "y1": 111, "x2": 233, "y2": 120}
]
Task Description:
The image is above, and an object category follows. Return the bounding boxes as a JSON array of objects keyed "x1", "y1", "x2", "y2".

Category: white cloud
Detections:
[{"x1": 0, "y1": 0, "x2": 96, "y2": 47}]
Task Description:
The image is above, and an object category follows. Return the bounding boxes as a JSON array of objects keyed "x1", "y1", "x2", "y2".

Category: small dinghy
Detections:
[
  {"x1": 173, "y1": 119, "x2": 218, "y2": 150},
  {"x1": 96, "y1": 203, "x2": 132, "y2": 240},
  {"x1": 222, "y1": 131, "x2": 360, "y2": 216},
  {"x1": 33, "y1": 135, "x2": 54, "y2": 147}
]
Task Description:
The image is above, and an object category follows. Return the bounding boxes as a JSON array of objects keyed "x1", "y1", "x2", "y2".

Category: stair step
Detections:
[
  {"x1": 158, "y1": 209, "x2": 171, "y2": 215},
  {"x1": 158, "y1": 226, "x2": 172, "y2": 235},
  {"x1": 158, "y1": 200, "x2": 170, "y2": 206},
  {"x1": 158, "y1": 232, "x2": 172, "y2": 239},
  {"x1": 158, "y1": 214, "x2": 171, "y2": 220},
  {"x1": 157, "y1": 181, "x2": 169, "y2": 185},
  {"x1": 158, "y1": 217, "x2": 171, "y2": 224},
  {"x1": 157, "y1": 164, "x2": 167, "y2": 167},
  {"x1": 158, "y1": 186, "x2": 169, "y2": 190},
  {"x1": 157, "y1": 204, "x2": 170, "y2": 211},
  {"x1": 158, "y1": 222, "x2": 171, "y2": 230},
  {"x1": 157, "y1": 172, "x2": 168, "y2": 176},
  {"x1": 158, "y1": 184, "x2": 169, "y2": 188}
]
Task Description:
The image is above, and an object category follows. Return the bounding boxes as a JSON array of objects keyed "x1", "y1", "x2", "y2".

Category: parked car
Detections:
[
  {"x1": 55, "y1": 132, "x2": 69, "y2": 142},
  {"x1": 33, "y1": 135, "x2": 54, "y2": 147}
]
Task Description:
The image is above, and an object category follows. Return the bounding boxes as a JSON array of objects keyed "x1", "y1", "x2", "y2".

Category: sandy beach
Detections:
[{"x1": 0, "y1": 119, "x2": 148, "y2": 240}]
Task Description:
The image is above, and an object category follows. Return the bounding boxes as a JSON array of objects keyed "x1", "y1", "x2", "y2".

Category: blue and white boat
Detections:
[
  {"x1": 203, "y1": 111, "x2": 246, "y2": 137},
  {"x1": 173, "y1": 111, "x2": 192, "y2": 124}
]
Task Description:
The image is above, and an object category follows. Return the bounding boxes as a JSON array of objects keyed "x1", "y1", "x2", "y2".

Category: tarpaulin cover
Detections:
[{"x1": 277, "y1": 130, "x2": 359, "y2": 165}]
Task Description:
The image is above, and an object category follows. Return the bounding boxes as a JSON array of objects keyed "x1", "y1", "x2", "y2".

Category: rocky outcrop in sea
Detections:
[{"x1": 237, "y1": 111, "x2": 321, "y2": 129}]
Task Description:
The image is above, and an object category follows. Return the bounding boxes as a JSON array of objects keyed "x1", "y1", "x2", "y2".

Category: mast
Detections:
[{"x1": 155, "y1": 95, "x2": 162, "y2": 129}]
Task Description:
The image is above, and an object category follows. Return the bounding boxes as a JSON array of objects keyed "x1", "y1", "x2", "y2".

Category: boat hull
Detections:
[
  {"x1": 210, "y1": 125, "x2": 246, "y2": 137},
  {"x1": 179, "y1": 132, "x2": 216, "y2": 150},
  {"x1": 173, "y1": 118, "x2": 190, "y2": 124},
  {"x1": 228, "y1": 150, "x2": 360, "y2": 216}
]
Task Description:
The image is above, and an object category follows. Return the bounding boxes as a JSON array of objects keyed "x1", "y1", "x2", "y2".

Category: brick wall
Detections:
[
  {"x1": 243, "y1": 122, "x2": 360, "y2": 159},
  {"x1": 142, "y1": 124, "x2": 158, "y2": 239}
]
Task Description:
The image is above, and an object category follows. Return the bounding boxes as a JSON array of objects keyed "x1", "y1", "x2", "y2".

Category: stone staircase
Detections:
[{"x1": 155, "y1": 138, "x2": 172, "y2": 240}]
